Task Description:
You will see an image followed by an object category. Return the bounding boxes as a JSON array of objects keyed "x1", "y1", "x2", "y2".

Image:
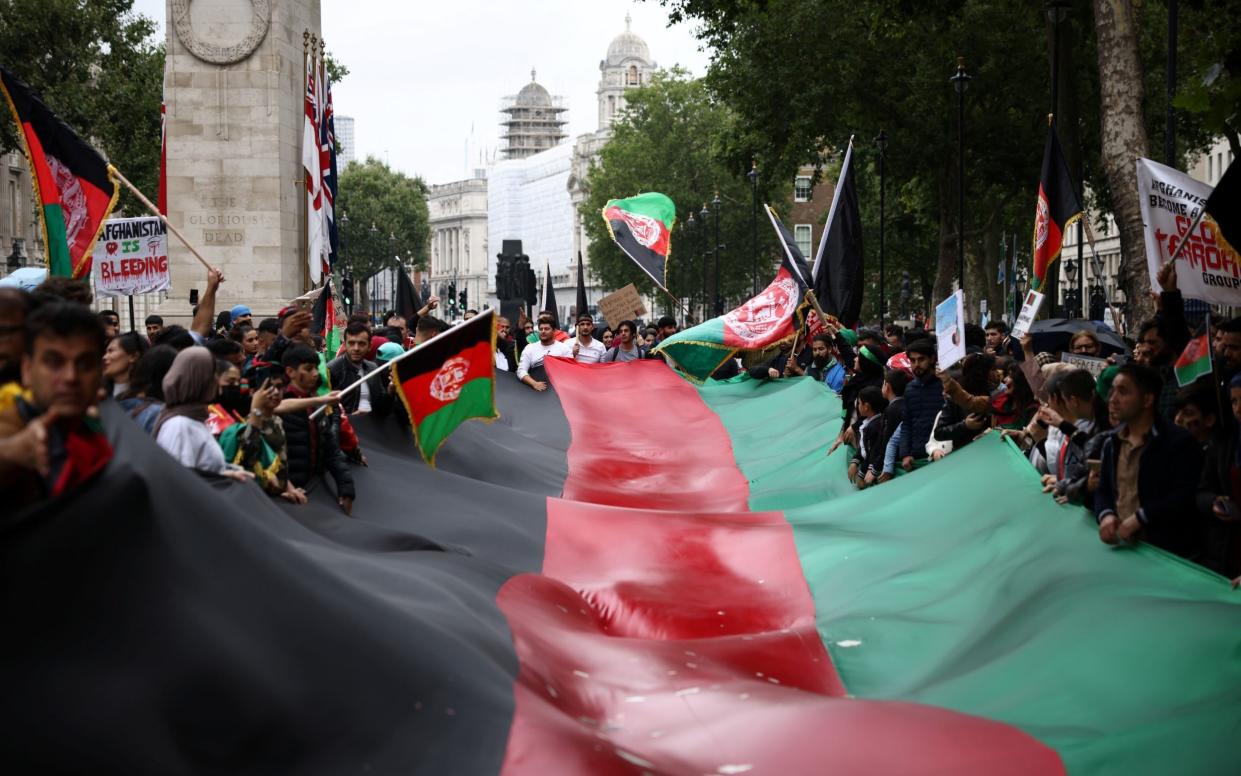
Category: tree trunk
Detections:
[
  {"x1": 933, "y1": 166, "x2": 957, "y2": 313},
  {"x1": 1093, "y1": 0, "x2": 1154, "y2": 326}
]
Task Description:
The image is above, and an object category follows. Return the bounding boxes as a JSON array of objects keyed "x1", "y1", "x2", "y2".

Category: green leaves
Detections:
[{"x1": 336, "y1": 157, "x2": 430, "y2": 282}]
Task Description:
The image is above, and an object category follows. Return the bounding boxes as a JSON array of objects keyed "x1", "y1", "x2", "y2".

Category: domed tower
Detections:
[
  {"x1": 500, "y1": 69, "x2": 568, "y2": 160},
  {"x1": 597, "y1": 14, "x2": 657, "y2": 131}
]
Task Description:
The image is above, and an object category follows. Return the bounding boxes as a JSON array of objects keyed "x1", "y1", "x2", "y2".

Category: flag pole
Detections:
[
  {"x1": 109, "y1": 165, "x2": 212, "y2": 272},
  {"x1": 309, "y1": 310, "x2": 496, "y2": 419}
]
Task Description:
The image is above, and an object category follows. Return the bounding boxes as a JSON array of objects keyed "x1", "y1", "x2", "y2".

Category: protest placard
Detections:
[
  {"x1": 1060, "y1": 352, "x2": 1108, "y2": 379},
  {"x1": 935, "y1": 290, "x2": 966, "y2": 369},
  {"x1": 1011, "y1": 290, "x2": 1045, "y2": 338},
  {"x1": 92, "y1": 217, "x2": 170, "y2": 297},
  {"x1": 597, "y1": 283, "x2": 647, "y2": 330},
  {"x1": 1136, "y1": 158, "x2": 1241, "y2": 307}
]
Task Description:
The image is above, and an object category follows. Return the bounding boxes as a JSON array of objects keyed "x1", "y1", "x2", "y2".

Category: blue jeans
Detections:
[{"x1": 883, "y1": 423, "x2": 903, "y2": 475}]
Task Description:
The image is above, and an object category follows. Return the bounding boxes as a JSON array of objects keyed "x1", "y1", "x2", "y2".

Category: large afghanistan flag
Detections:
[
  {"x1": 393, "y1": 309, "x2": 499, "y2": 464},
  {"x1": 4, "y1": 361, "x2": 1238, "y2": 774},
  {"x1": 1031, "y1": 125, "x2": 1083, "y2": 290},
  {"x1": 0, "y1": 66, "x2": 119, "y2": 279},
  {"x1": 653, "y1": 204, "x2": 811, "y2": 381},
  {"x1": 602, "y1": 191, "x2": 675, "y2": 289}
]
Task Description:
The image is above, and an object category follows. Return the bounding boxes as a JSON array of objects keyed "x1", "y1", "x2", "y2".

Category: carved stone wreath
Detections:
[{"x1": 171, "y1": 0, "x2": 271, "y2": 65}]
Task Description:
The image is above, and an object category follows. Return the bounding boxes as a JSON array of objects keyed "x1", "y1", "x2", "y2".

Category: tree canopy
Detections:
[
  {"x1": 0, "y1": 0, "x2": 164, "y2": 212},
  {"x1": 336, "y1": 157, "x2": 430, "y2": 283}
]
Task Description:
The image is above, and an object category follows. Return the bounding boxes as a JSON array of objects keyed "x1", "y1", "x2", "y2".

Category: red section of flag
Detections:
[
  {"x1": 22, "y1": 122, "x2": 114, "y2": 275},
  {"x1": 398, "y1": 339, "x2": 495, "y2": 422},
  {"x1": 1032, "y1": 184, "x2": 1065, "y2": 284},
  {"x1": 1176, "y1": 332, "x2": 1210, "y2": 370},
  {"x1": 497, "y1": 358, "x2": 1064, "y2": 775}
]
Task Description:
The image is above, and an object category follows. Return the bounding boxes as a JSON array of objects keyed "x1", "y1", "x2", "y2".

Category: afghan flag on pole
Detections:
[
  {"x1": 393, "y1": 310, "x2": 499, "y2": 465},
  {"x1": 654, "y1": 205, "x2": 812, "y2": 381},
  {"x1": 0, "y1": 66, "x2": 119, "y2": 279},
  {"x1": 1031, "y1": 125, "x2": 1083, "y2": 290},
  {"x1": 1174, "y1": 320, "x2": 1213, "y2": 387},
  {"x1": 602, "y1": 192, "x2": 675, "y2": 290}
]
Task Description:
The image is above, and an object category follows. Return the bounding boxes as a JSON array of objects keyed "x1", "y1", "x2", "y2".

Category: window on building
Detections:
[
  {"x1": 8, "y1": 179, "x2": 17, "y2": 237},
  {"x1": 794, "y1": 224, "x2": 813, "y2": 257},
  {"x1": 608, "y1": 95, "x2": 616, "y2": 118},
  {"x1": 627, "y1": 65, "x2": 639, "y2": 86},
  {"x1": 794, "y1": 176, "x2": 812, "y2": 202}
]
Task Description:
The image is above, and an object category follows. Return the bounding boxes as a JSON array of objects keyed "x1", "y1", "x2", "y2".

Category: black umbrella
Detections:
[{"x1": 1027, "y1": 318, "x2": 1128, "y2": 356}]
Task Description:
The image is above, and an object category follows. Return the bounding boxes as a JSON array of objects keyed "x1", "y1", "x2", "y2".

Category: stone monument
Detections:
[{"x1": 159, "y1": 0, "x2": 321, "y2": 321}]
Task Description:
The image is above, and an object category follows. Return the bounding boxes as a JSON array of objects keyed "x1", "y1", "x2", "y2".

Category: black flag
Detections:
[
  {"x1": 812, "y1": 139, "x2": 864, "y2": 327},
  {"x1": 1206, "y1": 158, "x2": 1240, "y2": 252},
  {"x1": 394, "y1": 265, "x2": 420, "y2": 320},
  {"x1": 575, "y1": 252, "x2": 589, "y2": 320},
  {"x1": 539, "y1": 261, "x2": 559, "y2": 326}
]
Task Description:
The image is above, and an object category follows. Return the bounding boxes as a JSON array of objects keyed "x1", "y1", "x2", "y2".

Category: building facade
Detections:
[
  {"x1": 0, "y1": 149, "x2": 43, "y2": 276},
  {"x1": 427, "y1": 174, "x2": 489, "y2": 318},
  {"x1": 335, "y1": 115, "x2": 356, "y2": 166},
  {"x1": 499, "y1": 72, "x2": 568, "y2": 161}
]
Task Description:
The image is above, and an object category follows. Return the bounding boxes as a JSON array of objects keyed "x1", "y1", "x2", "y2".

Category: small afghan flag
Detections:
[
  {"x1": 1031, "y1": 125, "x2": 1083, "y2": 290},
  {"x1": 602, "y1": 192, "x2": 675, "y2": 290},
  {"x1": 0, "y1": 66, "x2": 119, "y2": 279},
  {"x1": 654, "y1": 205, "x2": 814, "y2": 382},
  {"x1": 393, "y1": 310, "x2": 499, "y2": 465},
  {"x1": 1174, "y1": 323, "x2": 1213, "y2": 387}
]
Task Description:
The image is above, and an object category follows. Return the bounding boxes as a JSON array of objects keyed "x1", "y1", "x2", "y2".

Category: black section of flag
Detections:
[
  {"x1": 575, "y1": 252, "x2": 589, "y2": 319},
  {"x1": 394, "y1": 266, "x2": 421, "y2": 320},
  {"x1": 539, "y1": 262, "x2": 559, "y2": 325},
  {"x1": 392, "y1": 309, "x2": 496, "y2": 383},
  {"x1": 606, "y1": 215, "x2": 666, "y2": 288},
  {"x1": 812, "y1": 144, "x2": 864, "y2": 326},
  {"x1": 1206, "y1": 158, "x2": 1240, "y2": 251},
  {"x1": 311, "y1": 277, "x2": 334, "y2": 336}
]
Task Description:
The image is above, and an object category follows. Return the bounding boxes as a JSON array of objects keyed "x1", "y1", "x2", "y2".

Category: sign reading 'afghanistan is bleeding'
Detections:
[{"x1": 92, "y1": 216, "x2": 171, "y2": 297}]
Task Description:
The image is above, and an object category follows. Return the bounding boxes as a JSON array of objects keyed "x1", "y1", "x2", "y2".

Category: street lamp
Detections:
[
  {"x1": 1063, "y1": 256, "x2": 1079, "y2": 319},
  {"x1": 686, "y1": 211, "x2": 698, "y2": 324},
  {"x1": 875, "y1": 130, "x2": 888, "y2": 329},
  {"x1": 369, "y1": 222, "x2": 379, "y2": 318},
  {"x1": 699, "y1": 201, "x2": 710, "y2": 321},
  {"x1": 748, "y1": 160, "x2": 759, "y2": 296},
  {"x1": 712, "y1": 191, "x2": 723, "y2": 316},
  {"x1": 949, "y1": 57, "x2": 971, "y2": 292}
]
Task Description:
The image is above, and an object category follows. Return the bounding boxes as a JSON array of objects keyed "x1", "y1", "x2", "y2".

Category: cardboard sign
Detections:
[
  {"x1": 935, "y1": 290, "x2": 967, "y2": 369},
  {"x1": 597, "y1": 283, "x2": 647, "y2": 330},
  {"x1": 1136, "y1": 157, "x2": 1241, "y2": 307},
  {"x1": 1060, "y1": 352, "x2": 1109, "y2": 379},
  {"x1": 1011, "y1": 290, "x2": 1045, "y2": 338},
  {"x1": 92, "y1": 217, "x2": 170, "y2": 297}
]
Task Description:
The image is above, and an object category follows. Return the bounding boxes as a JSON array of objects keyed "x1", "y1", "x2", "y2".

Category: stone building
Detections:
[
  {"x1": 0, "y1": 149, "x2": 42, "y2": 275},
  {"x1": 427, "y1": 174, "x2": 489, "y2": 317}
]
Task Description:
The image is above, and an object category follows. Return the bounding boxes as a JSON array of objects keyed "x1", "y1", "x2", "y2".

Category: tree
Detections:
[
  {"x1": 0, "y1": 0, "x2": 163, "y2": 211},
  {"x1": 336, "y1": 157, "x2": 430, "y2": 285},
  {"x1": 580, "y1": 70, "x2": 784, "y2": 317}
]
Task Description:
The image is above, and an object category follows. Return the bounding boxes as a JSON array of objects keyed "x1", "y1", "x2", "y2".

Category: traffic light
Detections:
[
  {"x1": 447, "y1": 282, "x2": 457, "y2": 316},
  {"x1": 459, "y1": 288, "x2": 468, "y2": 310},
  {"x1": 341, "y1": 273, "x2": 354, "y2": 311}
]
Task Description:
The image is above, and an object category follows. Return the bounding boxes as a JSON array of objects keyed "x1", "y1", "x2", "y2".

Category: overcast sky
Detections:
[{"x1": 131, "y1": 0, "x2": 712, "y2": 184}]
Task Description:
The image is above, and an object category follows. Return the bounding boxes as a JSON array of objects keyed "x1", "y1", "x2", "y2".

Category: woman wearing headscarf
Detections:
[{"x1": 153, "y1": 347, "x2": 253, "y2": 482}]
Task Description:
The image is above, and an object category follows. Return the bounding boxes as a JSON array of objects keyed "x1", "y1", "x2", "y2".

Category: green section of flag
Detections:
[
  {"x1": 605, "y1": 192, "x2": 675, "y2": 229},
  {"x1": 411, "y1": 376, "x2": 494, "y2": 464},
  {"x1": 42, "y1": 203, "x2": 72, "y2": 277},
  {"x1": 651, "y1": 317, "x2": 733, "y2": 382},
  {"x1": 698, "y1": 375, "x2": 1241, "y2": 776},
  {"x1": 1174, "y1": 333, "x2": 1212, "y2": 387}
]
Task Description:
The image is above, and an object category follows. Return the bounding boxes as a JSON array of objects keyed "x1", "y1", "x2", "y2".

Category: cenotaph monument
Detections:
[{"x1": 159, "y1": 0, "x2": 321, "y2": 320}]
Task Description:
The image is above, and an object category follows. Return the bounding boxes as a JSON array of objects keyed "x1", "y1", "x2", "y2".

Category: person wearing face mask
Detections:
[
  {"x1": 153, "y1": 347, "x2": 255, "y2": 483},
  {"x1": 208, "y1": 359, "x2": 249, "y2": 431}
]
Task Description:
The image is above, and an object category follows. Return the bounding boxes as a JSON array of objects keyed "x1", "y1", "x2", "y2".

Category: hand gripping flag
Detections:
[
  {"x1": 393, "y1": 309, "x2": 500, "y2": 465},
  {"x1": 0, "y1": 66, "x2": 119, "y2": 279},
  {"x1": 602, "y1": 192, "x2": 675, "y2": 290},
  {"x1": 654, "y1": 205, "x2": 812, "y2": 381},
  {"x1": 1031, "y1": 126, "x2": 1083, "y2": 290}
]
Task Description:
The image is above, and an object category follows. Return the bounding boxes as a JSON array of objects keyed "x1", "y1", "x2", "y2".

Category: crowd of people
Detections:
[{"x1": 0, "y1": 260, "x2": 1237, "y2": 587}]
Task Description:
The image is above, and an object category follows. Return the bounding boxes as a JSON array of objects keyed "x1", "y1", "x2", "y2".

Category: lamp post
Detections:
[
  {"x1": 875, "y1": 130, "x2": 888, "y2": 329},
  {"x1": 685, "y1": 211, "x2": 697, "y2": 324},
  {"x1": 699, "y1": 201, "x2": 710, "y2": 322},
  {"x1": 1063, "y1": 255, "x2": 1079, "y2": 319},
  {"x1": 368, "y1": 222, "x2": 379, "y2": 319},
  {"x1": 712, "y1": 191, "x2": 723, "y2": 316},
  {"x1": 748, "y1": 160, "x2": 759, "y2": 296},
  {"x1": 950, "y1": 57, "x2": 971, "y2": 292},
  {"x1": 339, "y1": 211, "x2": 351, "y2": 314}
]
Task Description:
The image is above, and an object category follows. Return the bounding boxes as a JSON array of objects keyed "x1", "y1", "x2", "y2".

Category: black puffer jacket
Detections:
[
  {"x1": 280, "y1": 390, "x2": 355, "y2": 499},
  {"x1": 327, "y1": 355, "x2": 390, "y2": 415}
]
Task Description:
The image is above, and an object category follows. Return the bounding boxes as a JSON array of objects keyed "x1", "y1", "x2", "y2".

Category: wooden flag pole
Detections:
[{"x1": 109, "y1": 166, "x2": 213, "y2": 273}]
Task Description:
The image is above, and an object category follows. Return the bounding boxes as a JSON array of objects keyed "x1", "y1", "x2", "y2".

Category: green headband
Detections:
[{"x1": 860, "y1": 345, "x2": 883, "y2": 366}]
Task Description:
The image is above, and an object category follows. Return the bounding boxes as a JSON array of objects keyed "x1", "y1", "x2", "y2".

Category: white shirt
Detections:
[
  {"x1": 357, "y1": 378, "x2": 372, "y2": 413},
  {"x1": 156, "y1": 415, "x2": 228, "y2": 474},
  {"x1": 517, "y1": 339, "x2": 572, "y2": 380},
  {"x1": 572, "y1": 337, "x2": 607, "y2": 364},
  {"x1": 496, "y1": 349, "x2": 510, "y2": 372}
]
